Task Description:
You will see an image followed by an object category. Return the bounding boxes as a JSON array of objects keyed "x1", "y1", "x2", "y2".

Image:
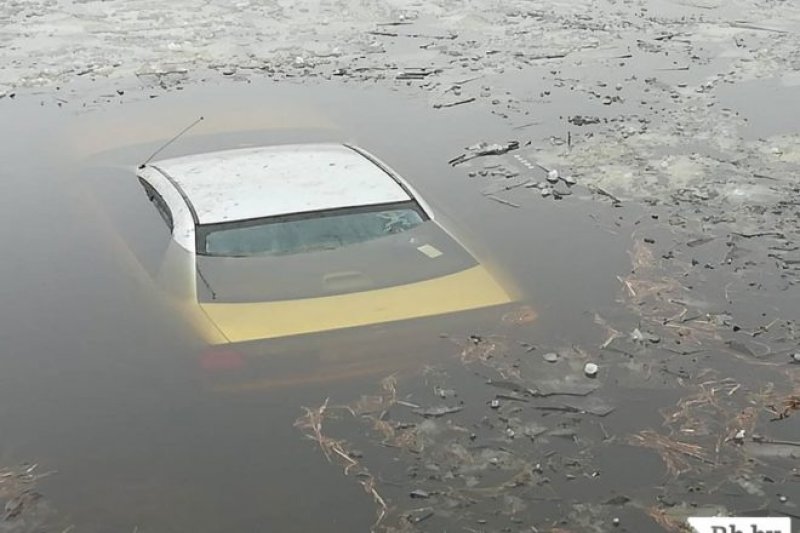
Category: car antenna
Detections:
[{"x1": 138, "y1": 116, "x2": 204, "y2": 169}]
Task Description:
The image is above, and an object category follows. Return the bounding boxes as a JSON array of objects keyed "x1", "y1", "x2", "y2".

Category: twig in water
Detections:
[
  {"x1": 617, "y1": 275, "x2": 637, "y2": 297},
  {"x1": 732, "y1": 231, "x2": 785, "y2": 239},
  {"x1": 598, "y1": 422, "x2": 611, "y2": 441},
  {"x1": 454, "y1": 75, "x2": 484, "y2": 85},
  {"x1": 486, "y1": 195, "x2": 520, "y2": 208},
  {"x1": 588, "y1": 185, "x2": 622, "y2": 205},
  {"x1": 433, "y1": 97, "x2": 475, "y2": 109},
  {"x1": 730, "y1": 21, "x2": 788, "y2": 34}
]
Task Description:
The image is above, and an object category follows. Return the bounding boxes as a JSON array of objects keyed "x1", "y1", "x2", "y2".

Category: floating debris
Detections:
[
  {"x1": 543, "y1": 352, "x2": 559, "y2": 363},
  {"x1": 630, "y1": 430, "x2": 713, "y2": 475},
  {"x1": 766, "y1": 393, "x2": 800, "y2": 421},
  {"x1": 405, "y1": 507, "x2": 435, "y2": 524},
  {"x1": 434, "y1": 386, "x2": 457, "y2": 399},
  {"x1": 569, "y1": 115, "x2": 602, "y2": 126},
  {"x1": 396, "y1": 70, "x2": 433, "y2": 80},
  {"x1": 605, "y1": 495, "x2": 630, "y2": 506},
  {"x1": 448, "y1": 141, "x2": 520, "y2": 166},
  {"x1": 630, "y1": 327, "x2": 661, "y2": 344},
  {"x1": 0, "y1": 463, "x2": 56, "y2": 527}
]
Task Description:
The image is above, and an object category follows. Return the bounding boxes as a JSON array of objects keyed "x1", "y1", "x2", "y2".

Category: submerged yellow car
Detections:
[{"x1": 135, "y1": 143, "x2": 516, "y2": 349}]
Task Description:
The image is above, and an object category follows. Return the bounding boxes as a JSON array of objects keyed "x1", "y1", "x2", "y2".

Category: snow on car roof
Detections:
[{"x1": 150, "y1": 143, "x2": 412, "y2": 225}]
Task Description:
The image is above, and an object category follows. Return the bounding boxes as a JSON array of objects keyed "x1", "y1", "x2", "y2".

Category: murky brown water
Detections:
[
  {"x1": 0, "y1": 81, "x2": 624, "y2": 531},
  {"x1": 1, "y1": 78, "x2": 799, "y2": 532}
]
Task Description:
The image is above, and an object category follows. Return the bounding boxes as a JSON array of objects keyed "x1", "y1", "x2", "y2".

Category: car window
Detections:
[
  {"x1": 197, "y1": 202, "x2": 426, "y2": 257},
  {"x1": 139, "y1": 179, "x2": 174, "y2": 231},
  {"x1": 194, "y1": 219, "x2": 478, "y2": 302}
]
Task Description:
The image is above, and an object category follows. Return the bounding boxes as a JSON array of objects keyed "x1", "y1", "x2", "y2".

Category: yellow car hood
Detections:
[{"x1": 197, "y1": 265, "x2": 513, "y2": 344}]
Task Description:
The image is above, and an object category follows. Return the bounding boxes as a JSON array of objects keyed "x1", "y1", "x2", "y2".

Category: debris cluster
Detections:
[
  {"x1": 0, "y1": 464, "x2": 57, "y2": 532},
  {"x1": 298, "y1": 218, "x2": 799, "y2": 531}
]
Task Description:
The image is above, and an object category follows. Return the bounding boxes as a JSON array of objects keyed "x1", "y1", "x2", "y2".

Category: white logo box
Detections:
[{"x1": 688, "y1": 517, "x2": 792, "y2": 533}]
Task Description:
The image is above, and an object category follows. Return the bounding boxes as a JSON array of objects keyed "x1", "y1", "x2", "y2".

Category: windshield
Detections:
[{"x1": 197, "y1": 202, "x2": 426, "y2": 257}]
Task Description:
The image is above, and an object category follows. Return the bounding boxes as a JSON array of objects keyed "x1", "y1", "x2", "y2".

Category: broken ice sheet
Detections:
[
  {"x1": 725, "y1": 339, "x2": 757, "y2": 357},
  {"x1": 732, "y1": 475, "x2": 766, "y2": 497},
  {"x1": 562, "y1": 395, "x2": 616, "y2": 417},
  {"x1": 647, "y1": 502, "x2": 729, "y2": 532},
  {"x1": 568, "y1": 503, "x2": 619, "y2": 533},
  {"x1": 743, "y1": 441, "x2": 800, "y2": 459},
  {"x1": 529, "y1": 374, "x2": 600, "y2": 397},
  {"x1": 501, "y1": 493, "x2": 528, "y2": 516}
]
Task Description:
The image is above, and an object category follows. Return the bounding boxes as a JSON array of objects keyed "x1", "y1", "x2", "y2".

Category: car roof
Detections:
[{"x1": 149, "y1": 143, "x2": 412, "y2": 225}]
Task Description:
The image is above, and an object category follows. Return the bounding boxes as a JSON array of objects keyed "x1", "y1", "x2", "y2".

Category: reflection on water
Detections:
[{"x1": 0, "y1": 80, "x2": 632, "y2": 532}]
